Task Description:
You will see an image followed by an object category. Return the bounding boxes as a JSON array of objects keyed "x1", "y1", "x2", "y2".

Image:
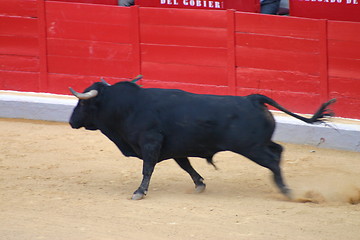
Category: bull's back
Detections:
[{"x1": 141, "y1": 90, "x2": 275, "y2": 158}]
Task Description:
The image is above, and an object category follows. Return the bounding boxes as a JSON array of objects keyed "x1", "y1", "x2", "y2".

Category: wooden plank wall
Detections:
[
  {"x1": 139, "y1": 8, "x2": 230, "y2": 95},
  {"x1": 234, "y1": 13, "x2": 326, "y2": 113},
  {"x1": 327, "y1": 21, "x2": 360, "y2": 118},
  {"x1": 44, "y1": 1, "x2": 139, "y2": 92},
  {"x1": 0, "y1": 0, "x2": 359, "y2": 119},
  {"x1": 49, "y1": 0, "x2": 117, "y2": 4},
  {"x1": 0, "y1": 0, "x2": 40, "y2": 92}
]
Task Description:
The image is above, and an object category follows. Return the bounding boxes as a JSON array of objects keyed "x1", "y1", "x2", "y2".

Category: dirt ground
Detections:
[{"x1": 0, "y1": 118, "x2": 359, "y2": 240}]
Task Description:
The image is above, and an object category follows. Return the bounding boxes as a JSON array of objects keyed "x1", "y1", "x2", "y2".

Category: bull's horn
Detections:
[
  {"x1": 131, "y1": 75, "x2": 143, "y2": 83},
  {"x1": 69, "y1": 87, "x2": 98, "y2": 100},
  {"x1": 101, "y1": 77, "x2": 111, "y2": 86}
]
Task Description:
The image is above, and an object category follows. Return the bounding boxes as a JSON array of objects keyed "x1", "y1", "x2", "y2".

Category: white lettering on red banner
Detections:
[
  {"x1": 300, "y1": 0, "x2": 358, "y2": 4},
  {"x1": 160, "y1": 0, "x2": 224, "y2": 8}
]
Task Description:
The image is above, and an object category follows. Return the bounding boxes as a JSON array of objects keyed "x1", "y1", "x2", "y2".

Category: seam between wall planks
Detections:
[
  {"x1": 319, "y1": 19, "x2": 329, "y2": 103},
  {"x1": 37, "y1": 0, "x2": 48, "y2": 92},
  {"x1": 131, "y1": 6, "x2": 142, "y2": 80},
  {"x1": 226, "y1": 9, "x2": 236, "y2": 95}
]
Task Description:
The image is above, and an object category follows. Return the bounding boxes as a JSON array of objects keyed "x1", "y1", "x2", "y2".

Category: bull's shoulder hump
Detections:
[
  {"x1": 140, "y1": 88, "x2": 251, "y2": 106},
  {"x1": 142, "y1": 88, "x2": 188, "y2": 95}
]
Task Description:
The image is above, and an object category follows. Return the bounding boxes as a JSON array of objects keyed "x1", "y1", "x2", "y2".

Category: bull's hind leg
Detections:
[
  {"x1": 242, "y1": 143, "x2": 291, "y2": 198},
  {"x1": 268, "y1": 141, "x2": 283, "y2": 161},
  {"x1": 174, "y1": 158, "x2": 206, "y2": 193}
]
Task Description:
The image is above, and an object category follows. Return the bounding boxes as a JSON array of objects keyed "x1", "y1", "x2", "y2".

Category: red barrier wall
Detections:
[
  {"x1": 0, "y1": 0, "x2": 40, "y2": 92},
  {"x1": 45, "y1": 2, "x2": 140, "y2": 92},
  {"x1": 0, "y1": 1, "x2": 360, "y2": 119},
  {"x1": 49, "y1": 0, "x2": 117, "y2": 4},
  {"x1": 327, "y1": 21, "x2": 360, "y2": 117},
  {"x1": 234, "y1": 14, "x2": 328, "y2": 113},
  {"x1": 139, "y1": 8, "x2": 230, "y2": 94}
]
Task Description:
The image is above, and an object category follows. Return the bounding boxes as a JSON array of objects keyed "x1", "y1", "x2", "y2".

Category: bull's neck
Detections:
[{"x1": 103, "y1": 84, "x2": 141, "y2": 118}]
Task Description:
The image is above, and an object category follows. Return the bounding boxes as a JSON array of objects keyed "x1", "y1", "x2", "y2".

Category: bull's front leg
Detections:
[
  {"x1": 132, "y1": 133, "x2": 163, "y2": 200},
  {"x1": 132, "y1": 160, "x2": 156, "y2": 200}
]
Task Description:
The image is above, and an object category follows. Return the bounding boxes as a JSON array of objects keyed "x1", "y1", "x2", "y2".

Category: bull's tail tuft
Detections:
[
  {"x1": 248, "y1": 94, "x2": 337, "y2": 124},
  {"x1": 308, "y1": 98, "x2": 337, "y2": 123}
]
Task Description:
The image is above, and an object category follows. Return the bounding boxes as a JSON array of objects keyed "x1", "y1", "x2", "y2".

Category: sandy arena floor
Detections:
[{"x1": 0, "y1": 118, "x2": 359, "y2": 240}]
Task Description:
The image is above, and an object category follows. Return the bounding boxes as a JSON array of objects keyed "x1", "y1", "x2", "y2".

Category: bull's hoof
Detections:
[
  {"x1": 131, "y1": 192, "x2": 145, "y2": 200},
  {"x1": 195, "y1": 183, "x2": 206, "y2": 193},
  {"x1": 281, "y1": 187, "x2": 292, "y2": 199}
]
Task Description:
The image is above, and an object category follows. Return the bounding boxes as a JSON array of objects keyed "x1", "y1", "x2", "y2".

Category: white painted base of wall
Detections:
[
  {"x1": 0, "y1": 91, "x2": 77, "y2": 122},
  {"x1": 1, "y1": 91, "x2": 359, "y2": 152}
]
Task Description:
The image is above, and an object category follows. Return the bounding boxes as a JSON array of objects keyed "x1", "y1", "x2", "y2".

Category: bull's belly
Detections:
[
  {"x1": 158, "y1": 140, "x2": 244, "y2": 160},
  {"x1": 158, "y1": 128, "x2": 273, "y2": 160}
]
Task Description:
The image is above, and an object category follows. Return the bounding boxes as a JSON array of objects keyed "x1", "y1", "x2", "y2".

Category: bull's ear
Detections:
[{"x1": 130, "y1": 75, "x2": 143, "y2": 83}]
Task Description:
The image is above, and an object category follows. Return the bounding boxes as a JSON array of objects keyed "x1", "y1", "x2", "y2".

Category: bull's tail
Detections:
[{"x1": 248, "y1": 94, "x2": 336, "y2": 124}]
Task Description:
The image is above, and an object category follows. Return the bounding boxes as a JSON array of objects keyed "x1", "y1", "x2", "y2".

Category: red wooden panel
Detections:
[
  {"x1": 235, "y1": 87, "x2": 258, "y2": 96},
  {"x1": 46, "y1": 1, "x2": 132, "y2": 44},
  {"x1": 47, "y1": 73, "x2": 128, "y2": 95},
  {"x1": 129, "y1": 6, "x2": 141, "y2": 76},
  {"x1": 0, "y1": 70, "x2": 39, "y2": 92},
  {"x1": 328, "y1": 57, "x2": 360, "y2": 80},
  {"x1": 236, "y1": 87, "x2": 320, "y2": 113},
  {"x1": 236, "y1": 33, "x2": 320, "y2": 53},
  {"x1": 328, "y1": 96, "x2": 360, "y2": 119},
  {"x1": 139, "y1": 7, "x2": 227, "y2": 28},
  {"x1": 47, "y1": 38, "x2": 134, "y2": 60},
  {"x1": 46, "y1": 20, "x2": 131, "y2": 43},
  {"x1": 327, "y1": 20, "x2": 360, "y2": 118},
  {"x1": 269, "y1": 91, "x2": 321, "y2": 114},
  {"x1": 328, "y1": 21, "x2": 360, "y2": 41},
  {"x1": 48, "y1": 0, "x2": 117, "y2": 4},
  {"x1": 141, "y1": 44, "x2": 227, "y2": 67},
  {"x1": 46, "y1": 1, "x2": 129, "y2": 23},
  {"x1": 235, "y1": 46, "x2": 321, "y2": 75},
  {"x1": 49, "y1": 77, "x2": 86, "y2": 95},
  {"x1": 328, "y1": 40, "x2": 360, "y2": 60},
  {"x1": 226, "y1": 9, "x2": 236, "y2": 95},
  {"x1": 0, "y1": 36, "x2": 38, "y2": 56},
  {"x1": 0, "y1": 0, "x2": 37, "y2": 17},
  {"x1": 235, "y1": 12, "x2": 323, "y2": 39},
  {"x1": 327, "y1": 21, "x2": 360, "y2": 86},
  {"x1": 0, "y1": 55, "x2": 39, "y2": 72},
  {"x1": 47, "y1": 55, "x2": 136, "y2": 76},
  {"x1": 329, "y1": 77, "x2": 360, "y2": 99},
  {"x1": 0, "y1": 16, "x2": 38, "y2": 37},
  {"x1": 236, "y1": 67, "x2": 320, "y2": 93},
  {"x1": 38, "y1": 0, "x2": 49, "y2": 92},
  {"x1": 140, "y1": 25, "x2": 227, "y2": 47},
  {"x1": 142, "y1": 62, "x2": 227, "y2": 85},
  {"x1": 259, "y1": 78, "x2": 319, "y2": 94}
]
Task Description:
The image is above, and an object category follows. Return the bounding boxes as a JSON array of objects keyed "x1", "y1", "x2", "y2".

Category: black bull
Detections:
[{"x1": 69, "y1": 79, "x2": 336, "y2": 200}]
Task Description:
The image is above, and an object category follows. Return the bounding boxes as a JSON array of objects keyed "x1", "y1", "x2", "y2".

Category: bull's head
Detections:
[
  {"x1": 69, "y1": 75, "x2": 143, "y2": 130},
  {"x1": 69, "y1": 82, "x2": 105, "y2": 130}
]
